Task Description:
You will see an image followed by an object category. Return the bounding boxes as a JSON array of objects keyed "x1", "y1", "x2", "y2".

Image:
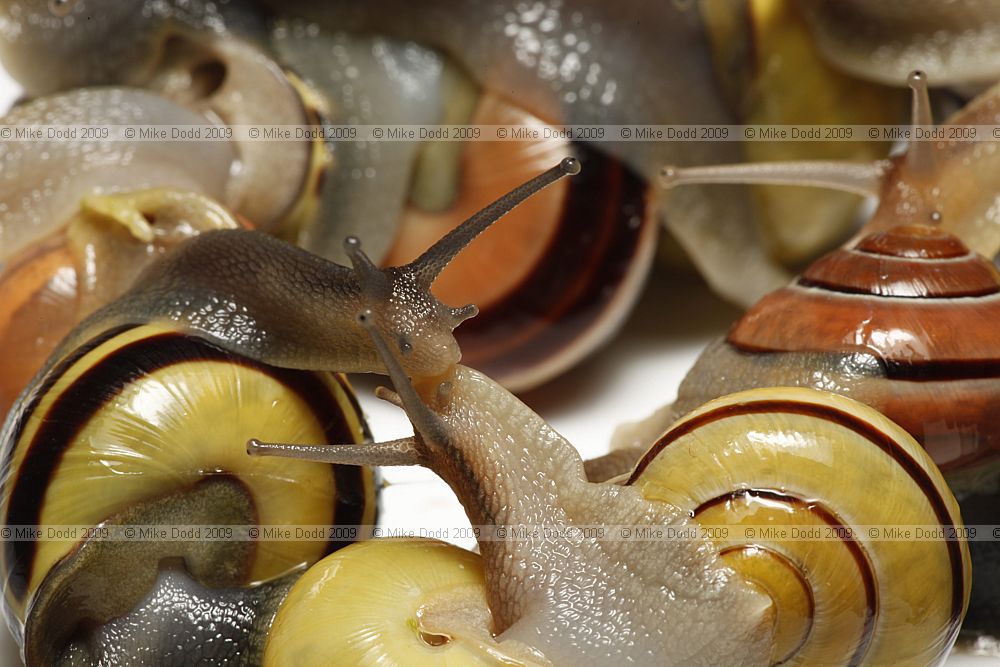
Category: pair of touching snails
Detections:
[{"x1": 1, "y1": 154, "x2": 972, "y2": 665}]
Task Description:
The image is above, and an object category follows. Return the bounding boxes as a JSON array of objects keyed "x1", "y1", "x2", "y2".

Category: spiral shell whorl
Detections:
[
  {"x1": 0, "y1": 323, "x2": 376, "y2": 647},
  {"x1": 731, "y1": 225, "x2": 1000, "y2": 360},
  {"x1": 628, "y1": 387, "x2": 970, "y2": 666}
]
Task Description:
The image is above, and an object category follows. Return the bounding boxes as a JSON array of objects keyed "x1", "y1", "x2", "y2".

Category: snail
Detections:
[
  {"x1": 0, "y1": 160, "x2": 579, "y2": 663},
  {"x1": 0, "y1": 188, "x2": 249, "y2": 418},
  {"x1": 2, "y1": 1, "x2": 905, "y2": 391},
  {"x1": 590, "y1": 72, "x2": 1000, "y2": 639},
  {"x1": 248, "y1": 302, "x2": 970, "y2": 666},
  {"x1": 0, "y1": 0, "x2": 329, "y2": 235},
  {"x1": 1, "y1": 322, "x2": 376, "y2": 665}
]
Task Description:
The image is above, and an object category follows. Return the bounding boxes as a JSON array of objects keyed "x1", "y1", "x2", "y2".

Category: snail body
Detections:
[
  {"x1": 795, "y1": 0, "x2": 1000, "y2": 87},
  {"x1": 0, "y1": 161, "x2": 579, "y2": 662},
  {"x1": 0, "y1": 87, "x2": 237, "y2": 263},
  {"x1": 251, "y1": 306, "x2": 970, "y2": 665}
]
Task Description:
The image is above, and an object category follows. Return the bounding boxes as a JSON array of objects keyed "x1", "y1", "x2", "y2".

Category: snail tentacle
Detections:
[
  {"x1": 409, "y1": 157, "x2": 581, "y2": 286},
  {"x1": 906, "y1": 70, "x2": 936, "y2": 176},
  {"x1": 248, "y1": 437, "x2": 422, "y2": 468},
  {"x1": 659, "y1": 160, "x2": 890, "y2": 197}
]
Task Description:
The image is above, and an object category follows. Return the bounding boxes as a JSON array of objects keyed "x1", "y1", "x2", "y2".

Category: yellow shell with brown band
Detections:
[
  {"x1": 628, "y1": 388, "x2": 971, "y2": 666},
  {"x1": 0, "y1": 322, "x2": 376, "y2": 664}
]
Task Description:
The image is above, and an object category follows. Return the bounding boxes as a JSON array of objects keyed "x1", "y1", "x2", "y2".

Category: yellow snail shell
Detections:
[
  {"x1": 263, "y1": 538, "x2": 548, "y2": 666},
  {"x1": 628, "y1": 387, "x2": 971, "y2": 666},
  {"x1": 0, "y1": 322, "x2": 377, "y2": 662}
]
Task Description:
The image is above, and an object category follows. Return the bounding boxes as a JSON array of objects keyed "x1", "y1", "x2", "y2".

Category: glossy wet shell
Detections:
[
  {"x1": 0, "y1": 323, "x2": 376, "y2": 633},
  {"x1": 727, "y1": 225, "x2": 1000, "y2": 475},
  {"x1": 385, "y1": 121, "x2": 657, "y2": 392},
  {"x1": 629, "y1": 387, "x2": 970, "y2": 666},
  {"x1": 264, "y1": 539, "x2": 542, "y2": 666}
]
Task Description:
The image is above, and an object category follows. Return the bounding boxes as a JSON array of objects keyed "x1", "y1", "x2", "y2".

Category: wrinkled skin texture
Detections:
[
  {"x1": 56, "y1": 230, "x2": 463, "y2": 380},
  {"x1": 408, "y1": 366, "x2": 773, "y2": 666}
]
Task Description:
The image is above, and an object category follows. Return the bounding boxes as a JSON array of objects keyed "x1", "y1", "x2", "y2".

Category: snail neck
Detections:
[
  {"x1": 415, "y1": 367, "x2": 773, "y2": 667},
  {"x1": 416, "y1": 366, "x2": 590, "y2": 631},
  {"x1": 417, "y1": 366, "x2": 588, "y2": 529},
  {"x1": 864, "y1": 156, "x2": 946, "y2": 233}
]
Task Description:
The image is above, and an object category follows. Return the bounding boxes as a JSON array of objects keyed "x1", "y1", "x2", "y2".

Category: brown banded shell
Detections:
[
  {"x1": 629, "y1": 387, "x2": 970, "y2": 666},
  {"x1": 728, "y1": 224, "x2": 1000, "y2": 476},
  {"x1": 0, "y1": 323, "x2": 376, "y2": 663},
  {"x1": 383, "y1": 95, "x2": 657, "y2": 392}
]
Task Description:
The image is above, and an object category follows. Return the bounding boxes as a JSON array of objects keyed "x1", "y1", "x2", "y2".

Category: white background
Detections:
[{"x1": 0, "y1": 66, "x2": 994, "y2": 664}]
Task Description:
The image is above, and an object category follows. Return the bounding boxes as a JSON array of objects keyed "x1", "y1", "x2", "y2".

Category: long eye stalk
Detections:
[
  {"x1": 657, "y1": 70, "x2": 942, "y2": 199},
  {"x1": 410, "y1": 157, "x2": 581, "y2": 285}
]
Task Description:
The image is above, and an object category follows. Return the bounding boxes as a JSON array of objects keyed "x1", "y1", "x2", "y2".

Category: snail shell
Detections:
[
  {"x1": 721, "y1": 224, "x2": 1000, "y2": 484},
  {"x1": 0, "y1": 189, "x2": 246, "y2": 419},
  {"x1": 0, "y1": 322, "x2": 376, "y2": 663},
  {"x1": 263, "y1": 538, "x2": 548, "y2": 666},
  {"x1": 383, "y1": 94, "x2": 656, "y2": 392},
  {"x1": 628, "y1": 387, "x2": 970, "y2": 666}
]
